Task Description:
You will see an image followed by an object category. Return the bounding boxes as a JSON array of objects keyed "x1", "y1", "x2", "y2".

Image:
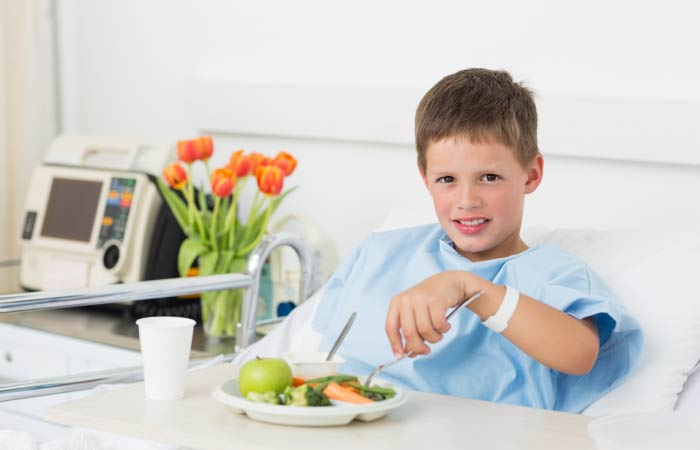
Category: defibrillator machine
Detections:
[{"x1": 19, "y1": 135, "x2": 176, "y2": 293}]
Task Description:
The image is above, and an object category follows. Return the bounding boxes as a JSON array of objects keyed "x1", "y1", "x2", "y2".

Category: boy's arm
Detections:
[{"x1": 385, "y1": 271, "x2": 600, "y2": 376}]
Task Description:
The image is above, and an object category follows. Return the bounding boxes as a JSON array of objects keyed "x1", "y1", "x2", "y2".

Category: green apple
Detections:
[{"x1": 238, "y1": 357, "x2": 292, "y2": 397}]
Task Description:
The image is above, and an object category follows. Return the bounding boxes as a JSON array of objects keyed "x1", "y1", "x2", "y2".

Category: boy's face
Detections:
[{"x1": 421, "y1": 135, "x2": 543, "y2": 262}]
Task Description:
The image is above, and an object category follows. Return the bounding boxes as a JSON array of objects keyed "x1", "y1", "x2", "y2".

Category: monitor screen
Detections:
[{"x1": 41, "y1": 177, "x2": 103, "y2": 242}]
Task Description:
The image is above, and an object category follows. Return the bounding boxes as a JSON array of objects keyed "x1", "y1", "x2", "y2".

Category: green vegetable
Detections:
[
  {"x1": 311, "y1": 381, "x2": 331, "y2": 393},
  {"x1": 246, "y1": 390, "x2": 282, "y2": 404},
  {"x1": 283, "y1": 384, "x2": 331, "y2": 407},
  {"x1": 304, "y1": 374, "x2": 359, "y2": 385},
  {"x1": 347, "y1": 382, "x2": 397, "y2": 401},
  {"x1": 362, "y1": 391, "x2": 391, "y2": 401}
]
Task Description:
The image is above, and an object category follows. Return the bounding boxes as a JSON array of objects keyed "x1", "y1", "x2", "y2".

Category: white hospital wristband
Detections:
[{"x1": 481, "y1": 285, "x2": 519, "y2": 333}]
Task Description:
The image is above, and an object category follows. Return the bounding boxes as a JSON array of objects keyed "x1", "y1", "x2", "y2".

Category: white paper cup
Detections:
[{"x1": 136, "y1": 316, "x2": 196, "y2": 400}]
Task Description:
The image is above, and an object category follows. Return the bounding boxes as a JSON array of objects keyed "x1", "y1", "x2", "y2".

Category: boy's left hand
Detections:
[{"x1": 385, "y1": 271, "x2": 471, "y2": 357}]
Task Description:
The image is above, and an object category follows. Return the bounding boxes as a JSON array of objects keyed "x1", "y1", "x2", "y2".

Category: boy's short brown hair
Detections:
[{"x1": 415, "y1": 68, "x2": 539, "y2": 173}]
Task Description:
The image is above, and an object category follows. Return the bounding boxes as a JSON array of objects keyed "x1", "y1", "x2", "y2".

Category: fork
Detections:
[{"x1": 363, "y1": 290, "x2": 484, "y2": 387}]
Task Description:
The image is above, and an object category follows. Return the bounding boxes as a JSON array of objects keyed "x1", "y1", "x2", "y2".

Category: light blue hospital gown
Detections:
[{"x1": 311, "y1": 224, "x2": 643, "y2": 413}]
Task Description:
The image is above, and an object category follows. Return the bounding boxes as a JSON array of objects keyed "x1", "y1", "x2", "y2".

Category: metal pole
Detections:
[{"x1": 0, "y1": 272, "x2": 252, "y2": 313}]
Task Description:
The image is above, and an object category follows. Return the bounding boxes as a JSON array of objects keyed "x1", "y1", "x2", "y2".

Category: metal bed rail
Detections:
[{"x1": 0, "y1": 232, "x2": 312, "y2": 402}]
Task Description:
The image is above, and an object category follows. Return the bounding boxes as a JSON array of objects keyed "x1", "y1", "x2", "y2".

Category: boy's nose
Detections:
[{"x1": 457, "y1": 186, "x2": 483, "y2": 210}]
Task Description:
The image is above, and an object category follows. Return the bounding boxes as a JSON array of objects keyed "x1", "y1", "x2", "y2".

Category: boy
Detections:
[{"x1": 311, "y1": 69, "x2": 642, "y2": 413}]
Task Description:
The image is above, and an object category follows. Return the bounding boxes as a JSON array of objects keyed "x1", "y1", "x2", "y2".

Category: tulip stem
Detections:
[
  {"x1": 237, "y1": 198, "x2": 272, "y2": 257},
  {"x1": 241, "y1": 190, "x2": 262, "y2": 249},
  {"x1": 184, "y1": 164, "x2": 207, "y2": 241},
  {"x1": 225, "y1": 177, "x2": 247, "y2": 250},
  {"x1": 211, "y1": 196, "x2": 220, "y2": 252},
  {"x1": 204, "y1": 160, "x2": 212, "y2": 193}
]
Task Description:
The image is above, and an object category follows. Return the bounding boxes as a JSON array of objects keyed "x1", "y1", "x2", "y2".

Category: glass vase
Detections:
[{"x1": 199, "y1": 256, "x2": 248, "y2": 340}]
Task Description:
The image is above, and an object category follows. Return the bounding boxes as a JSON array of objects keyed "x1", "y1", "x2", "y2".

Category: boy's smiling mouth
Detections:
[{"x1": 453, "y1": 217, "x2": 491, "y2": 234}]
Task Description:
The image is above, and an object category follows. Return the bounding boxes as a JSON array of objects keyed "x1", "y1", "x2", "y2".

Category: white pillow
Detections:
[
  {"x1": 379, "y1": 207, "x2": 700, "y2": 416},
  {"x1": 541, "y1": 228, "x2": 700, "y2": 416}
]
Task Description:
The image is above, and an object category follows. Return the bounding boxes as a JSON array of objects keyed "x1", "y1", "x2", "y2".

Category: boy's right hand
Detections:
[{"x1": 385, "y1": 271, "x2": 474, "y2": 358}]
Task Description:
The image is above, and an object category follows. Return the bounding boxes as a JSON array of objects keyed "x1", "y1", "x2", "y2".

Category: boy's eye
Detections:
[
  {"x1": 480, "y1": 174, "x2": 500, "y2": 182},
  {"x1": 436, "y1": 176, "x2": 454, "y2": 183}
]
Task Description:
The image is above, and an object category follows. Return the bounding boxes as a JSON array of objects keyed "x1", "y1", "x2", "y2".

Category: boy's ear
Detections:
[{"x1": 524, "y1": 153, "x2": 544, "y2": 194}]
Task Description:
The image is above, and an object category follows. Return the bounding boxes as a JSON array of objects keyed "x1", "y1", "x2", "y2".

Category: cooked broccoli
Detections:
[
  {"x1": 246, "y1": 390, "x2": 281, "y2": 404},
  {"x1": 284, "y1": 384, "x2": 331, "y2": 407}
]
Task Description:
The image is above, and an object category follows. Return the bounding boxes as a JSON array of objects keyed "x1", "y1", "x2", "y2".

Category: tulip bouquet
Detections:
[{"x1": 158, "y1": 136, "x2": 297, "y2": 338}]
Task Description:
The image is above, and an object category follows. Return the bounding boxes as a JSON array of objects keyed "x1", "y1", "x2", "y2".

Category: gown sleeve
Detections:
[{"x1": 537, "y1": 262, "x2": 644, "y2": 412}]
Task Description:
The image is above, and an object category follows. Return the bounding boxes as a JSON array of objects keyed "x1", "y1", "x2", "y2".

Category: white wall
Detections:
[
  {"x1": 56, "y1": 0, "x2": 700, "y2": 260},
  {"x1": 58, "y1": 0, "x2": 700, "y2": 138}
]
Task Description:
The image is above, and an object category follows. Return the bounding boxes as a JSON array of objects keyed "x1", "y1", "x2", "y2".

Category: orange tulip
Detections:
[
  {"x1": 177, "y1": 139, "x2": 199, "y2": 163},
  {"x1": 163, "y1": 162, "x2": 188, "y2": 190},
  {"x1": 256, "y1": 165, "x2": 284, "y2": 196},
  {"x1": 272, "y1": 151, "x2": 297, "y2": 176},
  {"x1": 210, "y1": 168, "x2": 235, "y2": 197},
  {"x1": 177, "y1": 136, "x2": 214, "y2": 163},
  {"x1": 194, "y1": 136, "x2": 214, "y2": 161},
  {"x1": 228, "y1": 150, "x2": 252, "y2": 178},
  {"x1": 248, "y1": 152, "x2": 271, "y2": 175}
]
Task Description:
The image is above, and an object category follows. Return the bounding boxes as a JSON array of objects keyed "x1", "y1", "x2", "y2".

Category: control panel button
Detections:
[
  {"x1": 103, "y1": 245, "x2": 120, "y2": 269},
  {"x1": 97, "y1": 177, "x2": 136, "y2": 249}
]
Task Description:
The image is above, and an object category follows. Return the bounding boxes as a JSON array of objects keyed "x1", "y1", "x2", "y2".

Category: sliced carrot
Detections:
[
  {"x1": 292, "y1": 377, "x2": 307, "y2": 387},
  {"x1": 323, "y1": 382, "x2": 374, "y2": 404}
]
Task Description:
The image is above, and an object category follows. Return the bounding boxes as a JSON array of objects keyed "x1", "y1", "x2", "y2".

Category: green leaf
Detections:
[
  {"x1": 200, "y1": 208, "x2": 212, "y2": 230},
  {"x1": 156, "y1": 178, "x2": 192, "y2": 235},
  {"x1": 198, "y1": 251, "x2": 219, "y2": 276},
  {"x1": 215, "y1": 250, "x2": 237, "y2": 273},
  {"x1": 177, "y1": 238, "x2": 208, "y2": 277},
  {"x1": 234, "y1": 220, "x2": 247, "y2": 245},
  {"x1": 229, "y1": 256, "x2": 248, "y2": 273},
  {"x1": 249, "y1": 185, "x2": 298, "y2": 232},
  {"x1": 268, "y1": 185, "x2": 297, "y2": 216}
]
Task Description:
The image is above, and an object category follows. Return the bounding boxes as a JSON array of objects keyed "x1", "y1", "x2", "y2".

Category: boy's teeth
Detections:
[{"x1": 459, "y1": 219, "x2": 486, "y2": 226}]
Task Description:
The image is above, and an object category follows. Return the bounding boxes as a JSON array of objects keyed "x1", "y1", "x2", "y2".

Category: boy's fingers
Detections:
[
  {"x1": 400, "y1": 302, "x2": 430, "y2": 356},
  {"x1": 416, "y1": 303, "x2": 443, "y2": 344},
  {"x1": 385, "y1": 298, "x2": 404, "y2": 357},
  {"x1": 429, "y1": 304, "x2": 451, "y2": 334}
]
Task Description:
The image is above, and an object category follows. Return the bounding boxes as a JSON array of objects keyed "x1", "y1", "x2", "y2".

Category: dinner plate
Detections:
[{"x1": 211, "y1": 377, "x2": 407, "y2": 426}]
